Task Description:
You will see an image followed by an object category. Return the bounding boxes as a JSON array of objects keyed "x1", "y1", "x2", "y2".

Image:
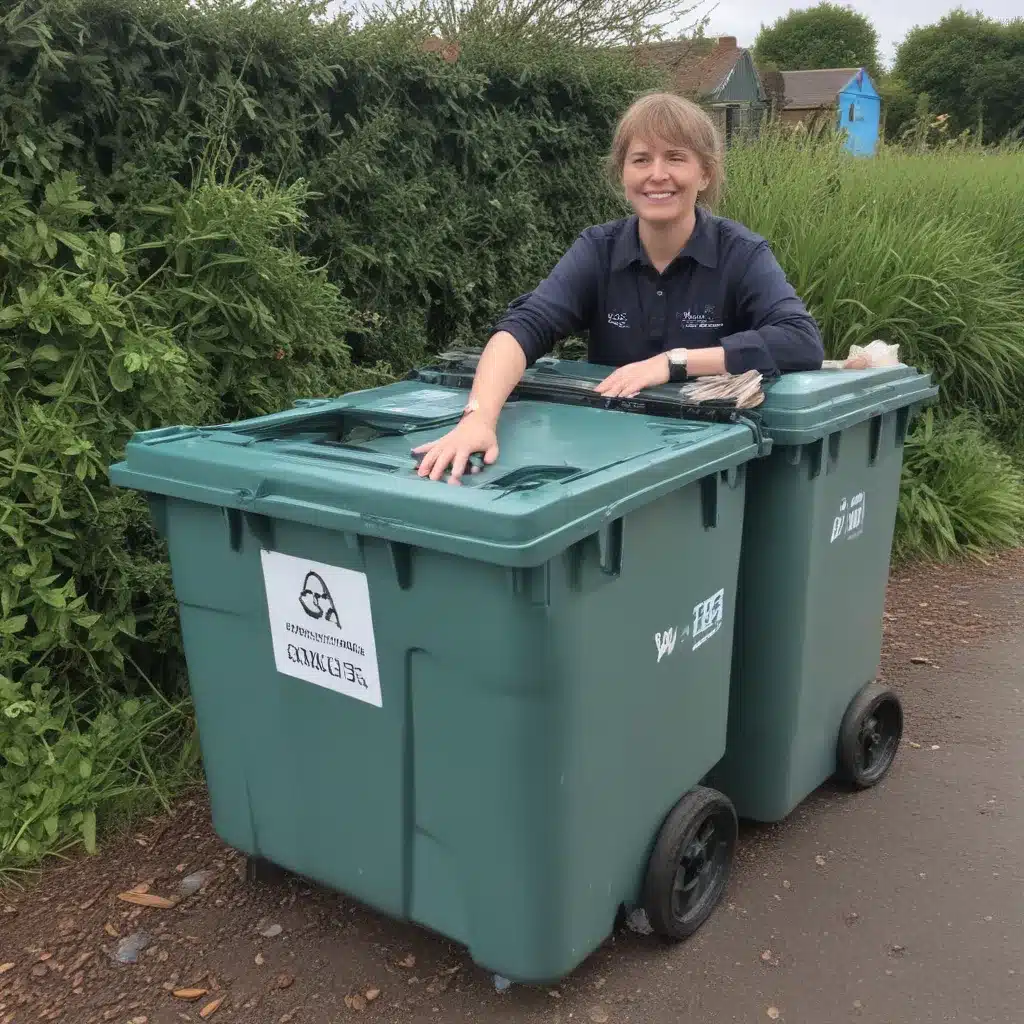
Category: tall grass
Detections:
[
  {"x1": 721, "y1": 131, "x2": 1024, "y2": 415},
  {"x1": 721, "y1": 130, "x2": 1024, "y2": 561}
]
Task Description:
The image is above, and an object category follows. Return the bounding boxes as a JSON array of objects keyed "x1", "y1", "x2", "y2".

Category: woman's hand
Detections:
[
  {"x1": 594, "y1": 354, "x2": 670, "y2": 398},
  {"x1": 411, "y1": 412, "x2": 500, "y2": 484}
]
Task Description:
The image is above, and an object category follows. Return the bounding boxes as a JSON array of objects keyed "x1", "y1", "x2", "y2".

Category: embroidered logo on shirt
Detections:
[
  {"x1": 607, "y1": 311, "x2": 629, "y2": 329},
  {"x1": 678, "y1": 308, "x2": 724, "y2": 330}
]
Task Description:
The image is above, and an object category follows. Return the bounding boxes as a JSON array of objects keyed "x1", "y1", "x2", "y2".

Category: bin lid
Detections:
[
  {"x1": 444, "y1": 353, "x2": 936, "y2": 448},
  {"x1": 110, "y1": 380, "x2": 761, "y2": 567},
  {"x1": 755, "y1": 366, "x2": 938, "y2": 445}
]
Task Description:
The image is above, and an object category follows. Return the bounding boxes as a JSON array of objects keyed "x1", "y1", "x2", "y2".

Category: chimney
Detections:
[{"x1": 718, "y1": 36, "x2": 738, "y2": 48}]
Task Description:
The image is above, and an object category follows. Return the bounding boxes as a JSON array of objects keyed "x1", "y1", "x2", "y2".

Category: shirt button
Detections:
[{"x1": 657, "y1": 290, "x2": 664, "y2": 296}]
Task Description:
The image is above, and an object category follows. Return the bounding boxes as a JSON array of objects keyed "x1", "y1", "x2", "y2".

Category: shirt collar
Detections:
[{"x1": 611, "y1": 207, "x2": 719, "y2": 272}]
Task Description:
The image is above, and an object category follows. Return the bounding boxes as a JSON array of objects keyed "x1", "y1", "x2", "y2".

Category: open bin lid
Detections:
[
  {"x1": 421, "y1": 352, "x2": 937, "y2": 448},
  {"x1": 111, "y1": 379, "x2": 763, "y2": 568}
]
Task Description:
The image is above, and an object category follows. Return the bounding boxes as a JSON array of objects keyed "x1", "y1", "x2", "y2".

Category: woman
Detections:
[{"x1": 414, "y1": 91, "x2": 824, "y2": 483}]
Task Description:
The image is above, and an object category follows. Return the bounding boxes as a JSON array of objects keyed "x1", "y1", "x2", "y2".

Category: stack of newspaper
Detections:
[{"x1": 678, "y1": 370, "x2": 764, "y2": 409}]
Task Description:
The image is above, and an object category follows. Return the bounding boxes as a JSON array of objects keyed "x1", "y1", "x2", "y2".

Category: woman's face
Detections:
[{"x1": 622, "y1": 135, "x2": 709, "y2": 226}]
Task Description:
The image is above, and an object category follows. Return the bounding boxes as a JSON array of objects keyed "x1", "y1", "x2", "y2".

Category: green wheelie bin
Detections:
[
  {"x1": 480, "y1": 353, "x2": 938, "y2": 822},
  {"x1": 707, "y1": 365, "x2": 938, "y2": 821},
  {"x1": 110, "y1": 375, "x2": 764, "y2": 983}
]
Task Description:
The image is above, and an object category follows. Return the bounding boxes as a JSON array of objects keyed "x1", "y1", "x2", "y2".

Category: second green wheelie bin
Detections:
[
  {"x1": 110, "y1": 374, "x2": 763, "y2": 983},
  {"x1": 478, "y1": 354, "x2": 937, "y2": 822},
  {"x1": 707, "y1": 365, "x2": 938, "y2": 822}
]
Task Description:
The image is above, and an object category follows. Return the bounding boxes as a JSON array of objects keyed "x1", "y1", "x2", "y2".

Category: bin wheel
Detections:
[
  {"x1": 642, "y1": 786, "x2": 737, "y2": 941},
  {"x1": 837, "y1": 682, "x2": 903, "y2": 789},
  {"x1": 245, "y1": 855, "x2": 288, "y2": 886}
]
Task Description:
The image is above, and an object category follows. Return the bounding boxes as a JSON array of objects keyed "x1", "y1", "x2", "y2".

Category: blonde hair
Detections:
[{"x1": 608, "y1": 92, "x2": 725, "y2": 209}]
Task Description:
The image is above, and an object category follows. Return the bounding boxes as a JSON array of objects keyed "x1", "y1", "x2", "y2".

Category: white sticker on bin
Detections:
[{"x1": 261, "y1": 550, "x2": 382, "y2": 707}]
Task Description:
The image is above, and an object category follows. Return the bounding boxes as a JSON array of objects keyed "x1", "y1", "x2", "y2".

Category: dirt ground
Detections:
[{"x1": 2, "y1": 549, "x2": 1023, "y2": 1024}]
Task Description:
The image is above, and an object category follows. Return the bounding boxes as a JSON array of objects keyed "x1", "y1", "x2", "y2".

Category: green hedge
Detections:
[
  {"x1": 0, "y1": 0, "x2": 661, "y2": 868},
  {"x1": 2, "y1": 0, "x2": 659, "y2": 371}
]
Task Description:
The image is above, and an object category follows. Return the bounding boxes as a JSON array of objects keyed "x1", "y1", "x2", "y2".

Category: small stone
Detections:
[
  {"x1": 853, "y1": 1000, "x2": 863, "y2": 1010},
  {"x1": 276, "y1": 973, "x2": 295, "y2": 990},
  {"x1": 815, "y1": 855, "x2": 827, "y2": 866},
  {"x1": 930, "y1": 745, "x2": 940, "y2": 751},
  {"x1": 588, "y1": 1005, "x2": 610, "y2": 1023},
  {"x1": 0, "y1": 963, "x2": 14, "y2": 974},
  {"x1": 398, "y1": 954, "x2": 416, "y2": 969},
  {"x1": 365, "y1": 988, "x2": 380, "y2": 1003},
  {"x1": 767, "y1": 1009, "x2": 781, "y2": 1021},
  {"x1": 255, "y1": 953, "x2": 265, "y2": 966},
  {"x1": 624, "y1": 907, "x2": 653, "y2": 935},
  {"x1": 493, "y1": 974, "x2": 512, "y2": 993},
  {"x1": 178, "y1": 871, "x2": 215, "y2": 898},
  {"x1": 260, "y1": 924, "x2": 283, "y2": 938},
  {"x1": 32, "y1": 963, "x2": 48, "y2": 977},
  {"x1": 782, "y1": 880, "x2": 791, "y2": 889},
  {"x1": 761, "y1": 950, "x2": 773, "y2": 962},
  {"x1": 112, "y1": 931, "x2": 150, "y2": 964},
  {"x1": 345, "y1": 994, "x2": 367, "y2": 1011}
]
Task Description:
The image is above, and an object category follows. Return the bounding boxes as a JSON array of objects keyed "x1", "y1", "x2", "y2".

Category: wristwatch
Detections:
[{"x1": 666, "y1": 348, "x2": 689, "y2": 383}]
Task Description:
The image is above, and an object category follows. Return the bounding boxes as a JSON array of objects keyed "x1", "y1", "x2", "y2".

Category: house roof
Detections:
[
  {"x1": 633, "y1": 37, "x2": 746, "y2": 99},
  {"x1": 780, "y1": 69, "x2": 859, "y2": 110}
]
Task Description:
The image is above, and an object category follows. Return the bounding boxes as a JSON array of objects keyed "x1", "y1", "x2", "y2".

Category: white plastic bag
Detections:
[{"x1": 821, "y1": 340, "x2": 901, "y2": 370}]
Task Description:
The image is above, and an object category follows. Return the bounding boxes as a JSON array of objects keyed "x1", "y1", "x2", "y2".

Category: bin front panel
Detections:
[
  {"x1": 712, "y1": 409, "x2": 910, "y2": 821},
  {"x1": 111, "y1": 378, "x2": 761, "y2": 982}
]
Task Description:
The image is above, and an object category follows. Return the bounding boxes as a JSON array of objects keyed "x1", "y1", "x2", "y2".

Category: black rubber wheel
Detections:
[
  {"x1": 837, "y1": 682, "x2": 903, "y2": 789},
  {"x1": 642, "y1": 786, "x2": 737, "y2": 941},
  {"x1": 245, "y1": 855, "x2": 289, "y2": 886}
]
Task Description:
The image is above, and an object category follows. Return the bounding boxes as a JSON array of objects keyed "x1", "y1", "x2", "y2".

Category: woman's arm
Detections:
[
  {"x1": 413, "y1": 232, "x2": 599, "y2": 482},
  {"x1": 719, "y1": 241, "x2": 824, "y2": 375}
]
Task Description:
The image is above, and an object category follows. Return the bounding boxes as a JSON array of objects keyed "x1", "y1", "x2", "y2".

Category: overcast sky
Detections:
[{"x1": 697, "y1": 1, "x2": 1020, "y2": 67}]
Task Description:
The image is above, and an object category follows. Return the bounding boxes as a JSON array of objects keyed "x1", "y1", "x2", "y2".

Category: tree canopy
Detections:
[
  {"x1": 893, "y1": 11, "x2": 1024, "y2": 143},
  {"x1": 753, "y1": 3, "x2": 880, "y2": 78}
]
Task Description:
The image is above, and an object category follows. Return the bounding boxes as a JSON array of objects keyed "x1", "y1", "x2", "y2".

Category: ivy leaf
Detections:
[
  {"x1": 109, "y1": 232, "x2": 124, "y2": 255},
  {"x1": 0, "y1": 615, "x2": 28, "y2": 635},
  {"x1": 108, "y1": 354, "x2": 133, "y2": 392},
  {"x1": 31, "y1": 344, "x2": 62, "y2": 362},
  {"x1": 3, "y1": 746, "x2": 28, "y2": 767}
]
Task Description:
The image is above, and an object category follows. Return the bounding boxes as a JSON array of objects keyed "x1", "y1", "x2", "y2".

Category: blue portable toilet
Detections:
[{"x1": 836, "y1": 68, "x2": 880, "y2": 157}]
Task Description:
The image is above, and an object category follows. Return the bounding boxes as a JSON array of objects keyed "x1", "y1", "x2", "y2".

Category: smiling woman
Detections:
[{"x1": 412, "y1": 91, "x2": 824, "y2": 484}]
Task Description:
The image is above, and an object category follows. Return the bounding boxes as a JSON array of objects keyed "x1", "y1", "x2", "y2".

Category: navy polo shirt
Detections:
[{"x1": 493, "y1": 208, "x2": 824, "y2": 376}]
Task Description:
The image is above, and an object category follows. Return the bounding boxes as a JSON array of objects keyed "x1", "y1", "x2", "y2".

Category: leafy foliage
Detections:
[
  {"x1": 0, "y1": 0, "x2": 661, "y2": 372},
  {"x1": 753, "y1": 3, "x2": 881, "y2": 79},
  {"x1": 0, "y1": 0, "x2": 660, "y2": 870},
  {"x1": 896, "y1": 410, "x2": 1024, "y2": 561},
  {"x1": 358, "y1": 0, "x2": 712, "y2": 47},
  {"x1": 0, "y1": 154, "x2": 386, "y2": 869},
  {"x1": 893, "y1": 11, "x2": 1024, "y2": 144}
]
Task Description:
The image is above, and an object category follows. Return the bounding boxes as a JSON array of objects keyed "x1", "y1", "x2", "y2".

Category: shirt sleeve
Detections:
[
  {"x1": 720, "y1": 241, "x2": 824, "y2": 376},
  {"x1": 491, "y1": 232, "x2": 599, "y2": 366}
]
